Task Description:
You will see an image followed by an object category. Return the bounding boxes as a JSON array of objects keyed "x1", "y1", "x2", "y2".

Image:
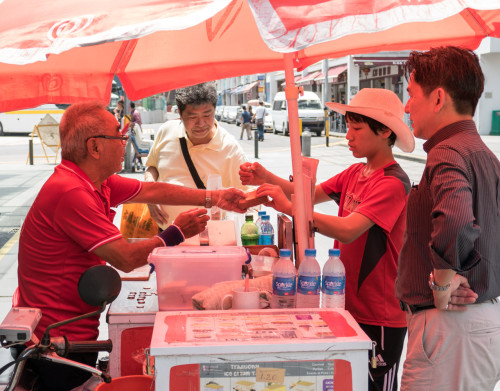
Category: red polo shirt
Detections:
[{"x1": 17, "y1": 160, "x2": 141, "y2": 341}]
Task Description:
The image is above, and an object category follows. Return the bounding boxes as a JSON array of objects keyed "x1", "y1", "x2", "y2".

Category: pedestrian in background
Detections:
[
  {"x1": 240, "y1": 105, "x2": 252, "y2": 140},
  {"x1": 253, "y1": 100, "x2": 267, "y2": 141},
  {"x1": 396, "y1": 45, "x2": 500, "y2": 390}
]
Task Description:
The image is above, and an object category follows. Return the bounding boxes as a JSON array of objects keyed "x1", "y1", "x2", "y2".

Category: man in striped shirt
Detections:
[{"x1": 396, "y1": 46, "x2": 500, "y2": 390}]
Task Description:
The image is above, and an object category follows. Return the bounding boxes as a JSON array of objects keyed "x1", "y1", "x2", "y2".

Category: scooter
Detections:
[{"x1": 0, "y1": 264, "x2": 122, "y2": 390}]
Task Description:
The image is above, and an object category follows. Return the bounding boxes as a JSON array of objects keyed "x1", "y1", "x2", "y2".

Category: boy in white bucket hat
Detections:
[{"x1": 240, "y1": 88, "x2": 414, "y2": 391}]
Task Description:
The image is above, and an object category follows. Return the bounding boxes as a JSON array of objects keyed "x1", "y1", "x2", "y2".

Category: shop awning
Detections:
[
  {"x1": 296, "y1": 71, "x2": 322, "y2": 85},
  {"x1": 353, "y1": 56, "x2": 409, "y2": 67},
  {"x1": 281, "y1": 75, "x2": 302, "y2": 87},
  {"x1": 230, "y1": 85, "x2": 245, "y2": 94},
  {"x1": 314, "y1": 65, "x2": 348, "y2": 83},
  {"x1": 239, "y1": 80, "x2": 259, "y2": 94}
]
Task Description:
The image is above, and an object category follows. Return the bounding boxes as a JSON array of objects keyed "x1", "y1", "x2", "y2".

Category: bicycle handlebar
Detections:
[{"x1": 51, "y1": 337, "x2": 113, "y2": 356}]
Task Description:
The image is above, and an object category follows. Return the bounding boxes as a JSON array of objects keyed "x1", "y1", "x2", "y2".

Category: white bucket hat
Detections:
[{"x1": 326, "y1": 88, "x2": 415, "y2": 153}]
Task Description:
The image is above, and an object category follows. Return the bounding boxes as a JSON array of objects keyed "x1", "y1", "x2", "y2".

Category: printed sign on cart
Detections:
[{"x1": 200, "y1": 360, "x2": 334, "y2": 391}]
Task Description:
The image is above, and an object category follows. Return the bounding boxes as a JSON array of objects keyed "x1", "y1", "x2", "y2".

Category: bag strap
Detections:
[{"x1": 179, "y1": 137, "x2": 206, "y2": 189}]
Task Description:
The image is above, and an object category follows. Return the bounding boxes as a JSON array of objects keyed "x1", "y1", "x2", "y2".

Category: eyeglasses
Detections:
[{"x1": 86, "y1": 135, "x2": 129, "y2": 143}]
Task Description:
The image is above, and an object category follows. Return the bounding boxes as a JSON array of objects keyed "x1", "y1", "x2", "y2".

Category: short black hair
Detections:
[
  {"x1": 404, "y1": 46, "x2": 484, "y2": 116},
  {"x1": 345, "y1": 111, "x2": 396, "y2": 147},
  {"x1": 176, "y1": 82, "x2": 218, "y2": 115},
  {"x1": 130, "y1": 102, "x2": 136, "y2": 109}
]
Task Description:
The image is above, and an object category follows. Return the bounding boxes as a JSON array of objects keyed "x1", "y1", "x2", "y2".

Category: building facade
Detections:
[{"x1": 215, "y1": 40, "x2": 500, "y2": 135}]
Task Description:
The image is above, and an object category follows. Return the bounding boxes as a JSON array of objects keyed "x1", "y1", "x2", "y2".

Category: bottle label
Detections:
[
  {"x1": 322, "y1": 275, "x2": 345, "y2": 295},
  {"x1": 273, "y1": 276, "x2": 296, "y2": 296},
  {"x1": 297, "y1": 275, "x2": 320, "y2": 295},
  {"x1": 259, "y1": 235, "x2": 274, "y2": 245}
]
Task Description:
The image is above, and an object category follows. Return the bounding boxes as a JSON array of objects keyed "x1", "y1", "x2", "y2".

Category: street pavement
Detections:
[{"x1": 0, "y1": 120, "x2": 499, "y2": 388}]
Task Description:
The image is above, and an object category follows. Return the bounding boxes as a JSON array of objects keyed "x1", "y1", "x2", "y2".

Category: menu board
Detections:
[
  {"x1": 199, "y1": 360, "x2": 334, "y2": 391},
  {"x1": 185, "y1": 312, "x2": 335, "y2": 343}
]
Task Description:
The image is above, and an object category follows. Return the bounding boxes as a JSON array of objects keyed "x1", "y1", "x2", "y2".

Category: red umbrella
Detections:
[
  {"x1": 1, "y1": 0, "x2": 499, "y2": 112},
  {"x1": 1, "y1": 0, "x2": 499, "y2": 259}
]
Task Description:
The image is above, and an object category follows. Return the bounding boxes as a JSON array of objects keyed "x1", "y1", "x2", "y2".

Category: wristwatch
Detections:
[
  {"x1": 428, "y1": 272, "x2": 451, "y2": 291},
  {"x1": 205, "y1": 190, "x2": 212, "y2": 209}
]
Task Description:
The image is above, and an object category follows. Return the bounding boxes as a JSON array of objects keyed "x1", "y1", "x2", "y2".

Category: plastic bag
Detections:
[{"x1": 120, "y1": 203, "x2": 159, "y2": 239}]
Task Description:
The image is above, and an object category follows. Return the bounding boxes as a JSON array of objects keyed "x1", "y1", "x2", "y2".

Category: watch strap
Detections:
[{"x1": 428, "y1": 272, "x2": 451, "y2": 291}]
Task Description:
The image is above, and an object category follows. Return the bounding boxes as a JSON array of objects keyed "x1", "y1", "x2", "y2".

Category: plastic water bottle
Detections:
[
  {"x1": 296, "y1": 248, "x2": 321, "y2": 308},
  {"x1": 271, "y1": 249, "x2": 296, "y2": 309},
  {"x1": 255, "y1": 210, "x2": 267, "y2": 230},
  {"x1": 258, "y1": 215, "x2": 274, "y2": 245},
  {"x1": 321, "y1": 248, "x2": 346, "y2": 309},
  {"x1": 240, "y1": 215, "x2": 259, "y2": 245}
]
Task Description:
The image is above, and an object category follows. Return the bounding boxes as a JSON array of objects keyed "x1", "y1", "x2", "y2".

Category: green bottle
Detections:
[{"x1": 241, "y1": 215, "x2": 259, "y2": 245}]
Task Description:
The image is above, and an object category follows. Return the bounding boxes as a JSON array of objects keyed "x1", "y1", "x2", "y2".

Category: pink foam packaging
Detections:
[{"x1": 149, "y1": 246, "x2": 248, "y2": 311}]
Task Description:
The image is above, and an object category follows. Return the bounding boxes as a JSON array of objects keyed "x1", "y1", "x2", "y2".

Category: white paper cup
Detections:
[{"x1": 221, "y1": 287, "x2": 261, "y2": 310}]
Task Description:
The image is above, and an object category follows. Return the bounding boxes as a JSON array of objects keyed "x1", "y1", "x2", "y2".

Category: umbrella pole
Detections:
[{"x1": 283, "y1": 53, "x2": 309, "y2": 268}]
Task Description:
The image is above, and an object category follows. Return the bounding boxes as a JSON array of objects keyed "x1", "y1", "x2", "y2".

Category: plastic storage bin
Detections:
[{"x1": 149, "y1": 246, "x2": 248, "y2": 310}]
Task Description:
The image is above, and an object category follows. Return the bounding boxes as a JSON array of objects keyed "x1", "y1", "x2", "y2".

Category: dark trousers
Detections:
[
  {"x1": 257, "y1": 123, "x2": 264, "y2": 141},
  {"x1": 359, "y1": 323, "x2": 407, "y2": 391},
  {"x1": 21, "y1": 352, "x2": 98, "y2": 391}
]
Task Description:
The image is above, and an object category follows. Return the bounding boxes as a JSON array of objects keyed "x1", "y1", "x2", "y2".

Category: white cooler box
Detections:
[{"x1": 149, "y1": 246, "x2": 248, "y2": 311}]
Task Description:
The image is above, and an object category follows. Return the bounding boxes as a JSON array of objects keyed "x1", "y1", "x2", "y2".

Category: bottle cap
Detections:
[
  {"x1": 245, "y1": 215, "x2": 254, "y2": 221},
  {"x1": 261, "y1": 215, "x2": 270, "y2": 221},
  {"x1": 304, "y1": 248, "x2": 316, "y2": 256},
  {"x1": 279, "y1": 248, "x2": 292, "y2": 257},
  {"x1": 258, "y1": 211, "x2": 267, "y2": 216},
  {"x1": 329, "y1": 248, "x2": 341, "y2": 256}
]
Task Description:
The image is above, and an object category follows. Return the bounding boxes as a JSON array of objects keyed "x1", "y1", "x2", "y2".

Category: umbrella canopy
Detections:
[{"x1": 0, "y1": 0, "x2": 499, "y2": 112}]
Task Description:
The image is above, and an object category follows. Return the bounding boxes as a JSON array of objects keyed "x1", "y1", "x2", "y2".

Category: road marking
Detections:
[{"x1": 0, "y1": 230, "x2": 20, "y2": 262}]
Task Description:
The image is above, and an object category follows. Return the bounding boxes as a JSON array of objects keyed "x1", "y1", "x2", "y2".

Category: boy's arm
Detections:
[{"x1": 313, "y1": 211, "x2": 374, "y2": 244}]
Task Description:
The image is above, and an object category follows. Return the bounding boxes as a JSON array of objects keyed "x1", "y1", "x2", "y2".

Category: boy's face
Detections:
[{"x1": 345, "y1": 119, "x2": 390, "y2": 159}]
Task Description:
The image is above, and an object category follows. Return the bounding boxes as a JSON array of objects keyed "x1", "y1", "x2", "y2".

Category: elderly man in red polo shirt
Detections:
[{"x1": 15, "y1": 101, "x2": 246, "y2": 391}]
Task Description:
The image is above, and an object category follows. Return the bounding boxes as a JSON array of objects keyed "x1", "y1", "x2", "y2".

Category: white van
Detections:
[
  {"x1": 0, "y1": 104, "x2": 68, "y2": 136},
  {"x1": 271, "y1": 91, "x2": 325, "y2": 136}
]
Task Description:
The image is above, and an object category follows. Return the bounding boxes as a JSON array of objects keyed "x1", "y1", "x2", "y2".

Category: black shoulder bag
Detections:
[{"x1": 179, "y1": 137, "x2": 206, "y2": 190}]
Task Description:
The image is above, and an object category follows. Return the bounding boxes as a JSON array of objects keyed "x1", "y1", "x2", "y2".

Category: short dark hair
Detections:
[
  {"x1": 404, "y1": 46, "x2": 484, "y2": 116},
  {"x1": 176, "y1": 82, "x2": 218, "y2": 115},
  {"x1": 345, "y1": 111, "x2": 396, "y2": 147},
  {"x1": 242, "y1": 105, "x2": 247, "y2": 110},
  {"x1": 130, "y1": 102, "x2": 136, "y2": 109}
]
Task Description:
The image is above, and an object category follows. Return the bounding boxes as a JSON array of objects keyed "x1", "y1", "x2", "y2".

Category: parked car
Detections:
[
  {"x1": 264, "y1": 111, "x2": 273, "y2": 132},
  {"x1": 215, "y1": 105, "x2": 224, "y2": 121},
  {"x1": 221, "y1": 106, "x2": 231, "y2": 122},
  {"x1": 235, "y1": 106, "x2": 243, "y2": 126},
  {"x1": 271, "y1": 91, "x2": 324, "y2": 136},
  {"x1": 226, "y1": 106, "x2": 239, "y2": 124}
]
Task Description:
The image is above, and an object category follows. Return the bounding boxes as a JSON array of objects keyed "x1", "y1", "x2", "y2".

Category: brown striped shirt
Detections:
[{"x1": 396, "y1": 120, "x2": 500, "y2": 305}]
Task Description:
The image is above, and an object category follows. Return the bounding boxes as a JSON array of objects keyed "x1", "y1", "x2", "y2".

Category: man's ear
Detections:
[
  {"x1": 86, "y1": 138, "x2": 100, "y2": 159},
  {"x1": 433, "y1": 87, "x2": 447, "y2": 112}
]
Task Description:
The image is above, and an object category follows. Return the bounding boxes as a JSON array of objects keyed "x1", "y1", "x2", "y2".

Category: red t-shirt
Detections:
[
  {"x1": 321, "y1": 162, "x2": 410, "y2": 327},
  {"x1": 17, "y1": 160, "x2": 141, "y2": 341}
]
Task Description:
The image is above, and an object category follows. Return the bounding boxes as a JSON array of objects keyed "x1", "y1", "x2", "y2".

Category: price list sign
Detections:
[{"x1": 199, "y1": 360, "x2": 334, "y2": 391}]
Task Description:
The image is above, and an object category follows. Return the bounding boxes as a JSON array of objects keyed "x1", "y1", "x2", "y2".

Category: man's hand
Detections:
[
  {"x1": 173, "y1": 208, "x2": 209, "y2": 238},
  {"x1": 433, "y1": 274, "x2": 478, "y2": 311},
  {"x1": 239, "y1": 162, "x2": 268, "y2": 186},
  {"x1": 214, "y1": 188, "x2": 247, "y2": 213},
  {"x1": 256, "y1": 184, "x2": 292, "y2": 215},
  {"x1": 147, "y1": 203, "x2": 169, "y2": 226}
]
